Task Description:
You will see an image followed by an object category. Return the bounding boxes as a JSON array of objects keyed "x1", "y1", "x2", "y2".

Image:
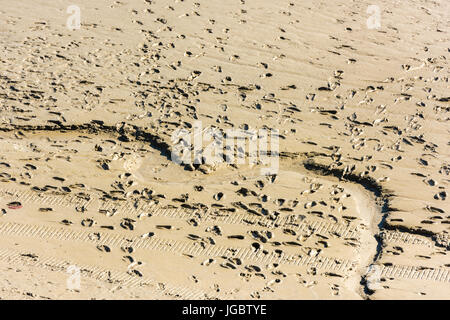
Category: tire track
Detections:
[
  {"x1": 0, "y1": 221, "x2": 357, "y2": 273},
  {"x1": 1, "y1": 187, "x2": 435, "y2": 249},
  {"x1": 0, "y1": 248, "x2": 210, "y2": 299},
  {"x1": 0, "y1": 187, "x2": 361, "y2": 239},
  {"x1": 380, "y1": 264, "x2": 450, "y2": 283},
  {"x1": 380, "y1": 231, "x2": 433, "y2": 248}
]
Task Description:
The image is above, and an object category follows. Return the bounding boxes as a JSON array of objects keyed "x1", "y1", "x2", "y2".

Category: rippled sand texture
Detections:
[{"x1": 0, "y1": 0, "x2": 449, "y2": 299}]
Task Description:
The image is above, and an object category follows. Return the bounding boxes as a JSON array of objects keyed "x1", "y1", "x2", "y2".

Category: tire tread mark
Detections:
[
  {"x1": 380, "y1": 265, "x2": 450, "y2": 283},
  {"x1": 0, "y1": 220, "x2": 355, "y2": 272},
  {"x1": 0, "y1": 188, "x2": 361, "y2": 241},
  {"x1": 0, "y1": 248, "x2": 209, "y2": 299}
]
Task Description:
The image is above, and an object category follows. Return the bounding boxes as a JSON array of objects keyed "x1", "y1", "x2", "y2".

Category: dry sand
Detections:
[{"x1": 0, "y1": 0, "x2": 449, "y2": 299}]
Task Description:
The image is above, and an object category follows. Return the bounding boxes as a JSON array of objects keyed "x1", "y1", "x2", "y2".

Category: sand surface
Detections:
[{"x1": 0, "y1": 0, "x2": 449, "y2": 299}]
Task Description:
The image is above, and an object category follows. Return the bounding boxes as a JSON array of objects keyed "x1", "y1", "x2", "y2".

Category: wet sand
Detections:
[{"x1": 0, "y1": 0, "x2": 449, "y2": 299}]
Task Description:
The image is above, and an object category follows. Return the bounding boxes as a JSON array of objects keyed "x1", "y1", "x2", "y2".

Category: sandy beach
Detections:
[{"x1": 0, "y1": 0, "x2": 449, "y2": 299}]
